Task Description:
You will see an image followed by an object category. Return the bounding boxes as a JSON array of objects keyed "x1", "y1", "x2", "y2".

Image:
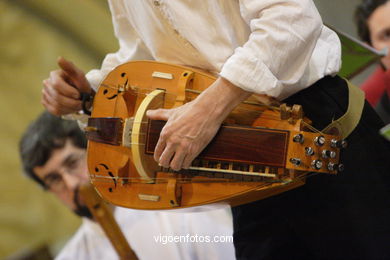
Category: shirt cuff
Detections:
[
  {"x1": 86, "y1": 69, "x2": 105, "y2": 92},
  {"x1": 220, "y1": 47, "x2": 282, "y2": 98},
  {"x1": 219, "y1": 47, "x2": 284, "y2": 99}
]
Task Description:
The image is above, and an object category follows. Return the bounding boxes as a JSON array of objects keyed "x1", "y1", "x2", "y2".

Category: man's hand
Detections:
[
  {"x1": 146, "y1": 77, "x2": 251, "y2": 171},
  {"x1": 42, "y1": 57, "x2": 93, "y2": 116}
]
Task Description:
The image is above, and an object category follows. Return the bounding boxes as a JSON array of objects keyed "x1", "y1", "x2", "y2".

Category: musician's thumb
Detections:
[
  {"x1": 146, "y1": 109, "x2": 170, "y2": 121},
  {"x1": 57, "y1": 56, "x2": 92, "y2": 94}
]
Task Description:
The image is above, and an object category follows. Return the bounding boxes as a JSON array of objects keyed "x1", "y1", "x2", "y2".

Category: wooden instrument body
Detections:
[{"x1": 86, "y1": 61, "x2": 341, "y2": 210}]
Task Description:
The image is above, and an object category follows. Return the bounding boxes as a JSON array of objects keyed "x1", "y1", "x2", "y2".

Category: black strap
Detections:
[{"x1": 80, "y1": 92, "x2": 93, "y2": 116}]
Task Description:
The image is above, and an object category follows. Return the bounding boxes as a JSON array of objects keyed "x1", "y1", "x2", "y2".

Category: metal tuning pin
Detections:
[
  {"x1": 327, "y1": 162, "x2": 345, "y2": 172},
  {"x1": 321, "y1": 150, "x2": 336, "y2": 159},
  {"x1": 305, "y1": 147, "x2": 315, "y2": 156},
  {"x1": 330, "y1": 139, "x2": 348, "y2": 149},
  {"x1": 311, "y1": 159, "x2": 323, "y2": 170},
  {"x1": 290, "y1": 158, "x2": 301, "y2": 166},
  {"x1": 314, "y1": 135, "x2": 326, "y2": 146},
  {"x1": 293, "y1": 134, "x2": 304, "y2": 144}
]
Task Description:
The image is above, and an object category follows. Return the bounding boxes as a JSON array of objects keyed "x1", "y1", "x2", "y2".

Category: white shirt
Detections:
[
  {"x1": 86, "y1": 0, "x2": 341, "y2": 100},
  {"x1": 55, "y1": 206, "x2": 235, "y2": 260}
]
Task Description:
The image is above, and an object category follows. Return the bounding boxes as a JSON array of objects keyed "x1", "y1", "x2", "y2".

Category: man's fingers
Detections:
[
  {"x1": 57, "y1": 57, "x2": 92, "y2": 93},
  {"x1": 169, "y1": 147, "x2": 188, "y2": 171},
  {"x1": 146, "y1": 108, "x2": 171, "y2": 121},
  {"x1": 42, "y1": 87, "x2": 82, "y2": 115},
  {"x1": 45, "y1": 74, "x2": 80, "y2": 100},
  {"x1": 57, "y1": 57, "x2": 79, "y2": 79},
  {"x1": 158, "y1": 144, "x2": 175, "y2": 168},
  {"x1": 155, "y1": 129, "x2": 192, "y2": 170},
  {"x1": 42, "y1": 72, "x2": 83, "y2": 115},
  {"x1": 42, "y1": 92, "x2": 64, "y2": 116},
  {"x1": 42, "y1": 94, "x2": 73, "y2": 116},
  {"x1": 154, "y1": 135, "x2": 166, "y2": 162},
  {"x1": 42, "y1": 88, "x2": 82, "y2": 114},
  {"x1": 41, "y1": 93, "x2": 60, "y2": 115},
  {"x1": 43, "y1": 80, "x2": 80, "y2": 107},
  {"x1": 42, "y1": 58, "x2": 92, "y2": 116}
]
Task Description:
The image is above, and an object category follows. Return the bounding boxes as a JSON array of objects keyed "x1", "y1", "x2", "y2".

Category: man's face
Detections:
[
  {"x1": 368, "y1": 1, "x2": 390, "y2": 69},
  {"x1": 34, "y1": 140, "x2": 92, "y2": 218}
]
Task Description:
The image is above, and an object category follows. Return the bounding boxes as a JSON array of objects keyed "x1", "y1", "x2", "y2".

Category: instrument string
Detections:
[
  {"x1": 90, "y1": 165, "x2": 292, "y2": 184},
  {"x1": 100, "y1": 83, "x2": 280, "y2": 111},
  {"x1": 88, "y1": 171, "x2": 314, "y2": 200},
  {"x1": 119, "y1": 96, "x2": 288, "y2": 147},
  {"x1": 89, "y1": 175, "x2": 299, "y2": 184},
  {"x1": 91, "y1": 81, "x2": 327, "y2": 188},
  {"x1": 111, "y1": 83, "x2": 123, "y2": 118},
  {"x1": 100, "y1": 83, "x2": 325, "y2": 135}
]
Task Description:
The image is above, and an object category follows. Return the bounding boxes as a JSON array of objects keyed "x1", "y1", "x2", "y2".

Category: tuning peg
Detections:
[
  {"x1": 290, "y1": 158, "x2": 301, "y2": 166},
  {"x1": 322, "y1": 150, "x2": 336, "y2": 159},
  {"x1": 327, "y1": 162, "x2": 344, "y2": 172},
  {"x1": 293, "y1": 134, "x2": 304, "y2": 144},
  {"x1": 305, "y1": 147, "x2": 315, "y2": 156},
  {"x1": 311, "y1": 159, "x2": 323, "y2": 170},
  {"x1": 314, "y1": 135, "x2": 325, "y2": 146},
  {"x1": 330, "y1": 139, "x2": 347, "y2": 149}
]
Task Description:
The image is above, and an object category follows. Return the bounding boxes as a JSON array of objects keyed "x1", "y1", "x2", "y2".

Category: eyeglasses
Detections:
[{"x1": 43, "y1": 152, "x2": 86, "y2": 192}]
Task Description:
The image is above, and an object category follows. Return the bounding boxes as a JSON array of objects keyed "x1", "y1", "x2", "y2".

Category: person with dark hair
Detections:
[
  {"x1": 41, "y1": 1, "x2": 390, "y2": 259},
  {"x1": 20, "y1": 111, "x2": 91, "y2": 218},
  {"x1": 19, "y1": 111, "x2": 235, "y2": 260},
  {"x1": 355, "y1": 0, "x2": 390, "y2": 123}
]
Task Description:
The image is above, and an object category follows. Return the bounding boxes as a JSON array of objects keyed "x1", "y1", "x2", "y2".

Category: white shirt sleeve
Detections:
[
  {"x1": 55, "y1": 206, "x2": 235, "y2": 260},
  {"x1": 55, "y1": 219, "x2": 119, "y2": 260},
  {"x1": 85, "y1": 0, "x2": 153, "y2": 91},
  {"x1": 220, "y1": 0, "x2": 325, "y2": 99}
]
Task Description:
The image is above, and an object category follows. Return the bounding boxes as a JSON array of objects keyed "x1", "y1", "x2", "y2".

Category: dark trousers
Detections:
[{"x1": 232, "y1": 75, "x2": 390, "y2": 260}]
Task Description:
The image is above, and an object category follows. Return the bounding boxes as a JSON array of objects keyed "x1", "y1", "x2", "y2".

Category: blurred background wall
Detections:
[
  {"x1": 0, "y1": 0, "x2": 377, "y2": 258},
  {"x1": 0, "y1": 0, "x2": 117, "y2": 258},
  {"x1": 314, "y1": 0, "x2": 378, "y2": 83}
]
